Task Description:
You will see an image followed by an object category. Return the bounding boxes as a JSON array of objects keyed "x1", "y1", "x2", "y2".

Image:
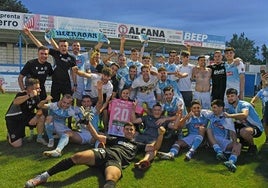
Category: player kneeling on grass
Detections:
[
  {"x1": 225, "y1": 88, "x2": 263, "y2": 155},
  {"x1": 157, "y1": 100, "x2": 209, "y2": 161},
  {"x1": 5, "y1": 78, "x2": 50, "y2": 148},
  {"x1": 25, "y1": 122, "x2": 165, "y2": 188},
  {"x1": 207, "y1": 99, "x2": 241, "y2": 172}
]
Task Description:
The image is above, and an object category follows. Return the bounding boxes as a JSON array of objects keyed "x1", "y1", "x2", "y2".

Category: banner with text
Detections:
[{"x1": 0, "y1": 10, "x2": 225, "y2": 49}]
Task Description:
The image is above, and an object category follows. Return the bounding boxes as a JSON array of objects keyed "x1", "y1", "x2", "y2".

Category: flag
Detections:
[
  {"x1": 44, "y1": 29, "x2": 54, "y2": 44},
  {"x1": 139, "y1": 34, "x2": 149, "y2": 47},
  {"x1": 98, "y1": 33, "x2": 110, "y2": 44}
]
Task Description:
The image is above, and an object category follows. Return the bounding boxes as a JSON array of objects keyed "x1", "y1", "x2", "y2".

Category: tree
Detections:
[
  {"x1": 261, "y1": 44, "x2": 268, "y2": 68},
  {"x1": 226, "y1": 33, "x2": 260, "y2": 64},
  {"x1": 0, "y1": 0, "x2": 29, "y2": 13}
]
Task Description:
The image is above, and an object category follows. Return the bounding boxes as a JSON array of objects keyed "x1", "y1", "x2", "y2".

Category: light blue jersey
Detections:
[
  {"x1": 225, "y1": 61, "x2": 245, "y2": 94},
  {"x1": 227, "y1": 100, "x2": 263, "y2": 131},
  {"x1": 207, "y1": 112, "x2": 235, "y2": 139},
  {"x1": 256, "y1": 87, "x2": 268, "y2": 113},
  {"x1": 48, "y1": 102, "x2": 77, "y2": 124},
  {"x1": 74, "y1": 106, "x2": 99, "y2": 131},
  {"x1": 117, "y1": 66, "x2": 129, "y2": 80},
  {"x1": 156, "y1": 79, "x2": 182, "y2": 98},
  {"x1": 162, "y1": 96, "x2": 185, "y2": 116},
  {"x1": 72, "y1": 53, "x2": 89, "y2": 100},
  {"x1": 185, "y1": 110, "x2": 209, "y2": 135},
  {"x1": 127, "y1": 60, "x2": 143, "y2": 74},
  {"x1": 165, "y1": 63, "x2": 178, "y2": 81},
  {"x1": 155, "y1": 62, "x2": 166, "y2": 69},
  {"x1": 119, "y1": 74, "x2": 137, "y2": 90},
  {"x1": 75, "y1": 53, "x2": 89, "y2": 70}
]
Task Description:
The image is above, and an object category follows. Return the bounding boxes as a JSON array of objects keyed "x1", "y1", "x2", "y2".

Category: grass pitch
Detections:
[{"x1": 0, "y1": 93, "x2": 268, "y2": 188}]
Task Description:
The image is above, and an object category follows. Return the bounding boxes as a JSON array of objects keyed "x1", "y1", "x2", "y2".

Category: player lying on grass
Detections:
[{"x1": 25, "y1": 122, "x2": 165, "y2": 188}]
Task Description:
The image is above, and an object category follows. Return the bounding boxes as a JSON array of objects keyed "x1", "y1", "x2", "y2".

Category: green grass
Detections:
[{"x1": 0, "y1": 93, "x2": 268, "y2": 188}]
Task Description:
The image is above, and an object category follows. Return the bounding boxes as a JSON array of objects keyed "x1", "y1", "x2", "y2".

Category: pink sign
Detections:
[{"x1": 108, "y1": 99, "x2": 143, "y2": 137}]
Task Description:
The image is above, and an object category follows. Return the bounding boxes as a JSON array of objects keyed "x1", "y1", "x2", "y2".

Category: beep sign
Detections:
[
  {"x1": 184, "y1": 32, "x2": 208, "y2": 42},
  {"x1": 183, "y1": 31, "x2": 225, "y2": 48}
]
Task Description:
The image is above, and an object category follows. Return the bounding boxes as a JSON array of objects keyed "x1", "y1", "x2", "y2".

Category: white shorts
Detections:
[
  {"x1": 77, "y1": 129, "x2": 93, "y2": 144},
  {"x1": 53, "y1": 122, "x2": 92, "y2": 144},
  {"x1": 136, "y1": 93, "x2": 156, "y2": 109},
  {"x1": 193, "y1": 91, "x2": 211, "y2": 109},
  {"x1": 54, "y1": 122, "x2": 71, "y2": 135},
  {"x1": 73, "y1": 84, "x2": 84, "y2": 100}
]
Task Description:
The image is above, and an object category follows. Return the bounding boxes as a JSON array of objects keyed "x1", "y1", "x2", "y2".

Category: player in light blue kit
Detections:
[
  {"x1": 116, "y1": 54, "x2": 129, "y2": 80},
  {"x1": 156, "y1": 86, "x2": 185, "y2": 126},
  {"x1": 156, "y1": 67, "x2": 184, "y2": 102},
  {"x1": 157, "y1": 100, "x2": 209, "y2": 161},
  {"x1": 251, "y1": 73, "x2": 268, "y2": 143},
  {"x1": 75, "y1": 80, "x2": 103, "y2": 132},
  {"x1": 71, "y1": 41, "x2": 90, "y2": 107},
  {"x1": 119, "y1": 65, "x2": 138, "y2": 100},
  {"x1": 207, "y1": 99, "x2": 241, "y2": 172},
  {"x1": 225, "y1": 88, "x2": 263, "y2": 154},
  {"x1": 41, "y1": 86, "x2": 102, "y2": 157},
  {"x1": 42, "y1": 94, "x2": 78, "y2": 153},
  {"x1": 224, "y1": 47, "x2": 245, "y2": 108}
]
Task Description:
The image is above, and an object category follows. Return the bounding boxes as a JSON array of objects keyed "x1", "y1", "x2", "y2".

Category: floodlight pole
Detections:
[{"x1": 18, "y1": 32, "x2": 22, "y2": 71}]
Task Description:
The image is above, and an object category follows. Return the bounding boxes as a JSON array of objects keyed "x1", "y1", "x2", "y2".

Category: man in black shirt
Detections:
[
  {"x1": 18, "y1": 46, "x2": 53, "y2": 100},
  {"x1": 23, "y1": 27, "x2": 77, "y2": 102},
  {"x1": 207, "y1": 50, "x2": 226, "y2": 101},
  {"x1": 5, "y1": 78, "x2": 52, "y2": 147},
  {"x1": 25, "y1": 122, "x2": 165, "y2": 188}
]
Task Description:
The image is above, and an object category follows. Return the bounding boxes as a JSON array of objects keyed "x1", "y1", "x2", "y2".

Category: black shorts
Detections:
[
  {"x1": 5, "y1": 113, "x2": 36, "y2": 142},
  {"x1": 180, "y1": 91, "x2": 193, "y2": 108},
  {"x1": 263, "y1": 101, "x2": 268, "y2": 125},
  {"x1": 134, "y1": 134, "x2": 156, "y2": 144},
  {"x1": 92, "y1": 148, "x2": 122, "y2": 173},
  {"x1": 51, "y1": 82, "x2": 72, "y2": 102},
  {"x1": 234, "y1": 122, "x2": 262, "y2": 138}
]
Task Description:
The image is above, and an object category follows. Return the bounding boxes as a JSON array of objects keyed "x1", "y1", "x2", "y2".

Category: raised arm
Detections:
[
  {"x1": 50, "y1": 38, "x2": 59, "y2": 50},
  {"x1": 23, "y1": 27, "x2": 43, "y2": 47},
  {"x1": 185, "y1": 44, "x2": 191, "y2": 54},
  {"x1": 152, "y1": 126, "x2": 166, "y2": 150},
  {"x1": 87, "y1": 121, "x2": 107, "y2": 144},
  {"x1": 131, "y1": 101, "x2": 143, "y2": 124},
  {"x1": 95, "y1": 80, "x2": 104, "y2": 113},
  {"x1": 173, "y1": 111, "x2": 192, "y2": 130},
  {"x1": 72, "y1": 66, "x2": 92, "y2": 78},
  {"x1": 103, "y1": 51, "x2": 117, "y2": 64},
  {"x1": 119, "y1": 36, "x2": 126, "y2": 55},
  {"x1": 138, "y1": 45, "x2": 145, "y2": 63},
  {"x1": 94, "y1": 41, "x2": 103, "y2": 50}
]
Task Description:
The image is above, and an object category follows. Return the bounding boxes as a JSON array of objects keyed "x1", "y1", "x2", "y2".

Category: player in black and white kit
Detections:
[
  {"x1": 207, "y1": 50, "x2": 226, "y2": 101},
  {"x1": 23, "y1": 27, "x2": 77, "y2": 102},
  {"x1": 48, "y1": 44, "x2": 76, "y2": 102},
  {"x1": 18, "y1": 46, "x2": 53, "y2": 100},
  {"x1": 25, "y1": 122, "x2": 165, "y2": 188},
  {"x1": 5, "y1": 78, "x2": 51, "y2": 148}
]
